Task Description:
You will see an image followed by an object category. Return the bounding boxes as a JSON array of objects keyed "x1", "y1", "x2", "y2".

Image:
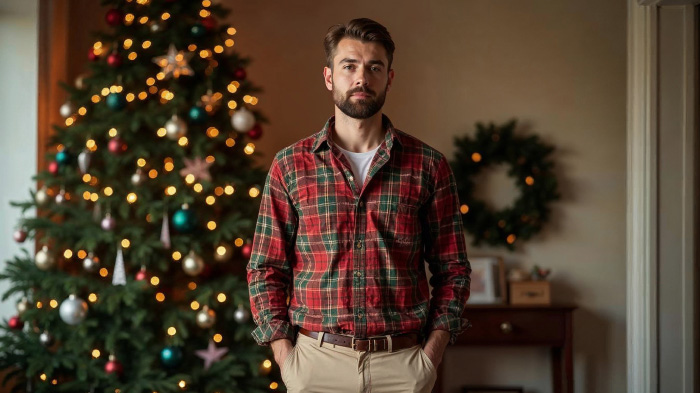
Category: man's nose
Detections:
[{"x1": 355, "y1": 69, "x2": 370, "y2": 86}]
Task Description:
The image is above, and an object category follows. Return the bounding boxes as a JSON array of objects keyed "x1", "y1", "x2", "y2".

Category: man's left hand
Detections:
[{"x1": 421, "y1": 330, "x2": 450, "y2": 368}]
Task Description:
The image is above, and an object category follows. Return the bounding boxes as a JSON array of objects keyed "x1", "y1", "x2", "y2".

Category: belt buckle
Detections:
[{"x1": 351, "y1": 337, "x2": 358, "y2": 351}]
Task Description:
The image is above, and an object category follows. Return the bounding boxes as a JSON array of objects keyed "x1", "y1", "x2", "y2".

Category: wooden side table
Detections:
[{"x1": 434, "y1": 304, "x2": 576, "y2": 393}]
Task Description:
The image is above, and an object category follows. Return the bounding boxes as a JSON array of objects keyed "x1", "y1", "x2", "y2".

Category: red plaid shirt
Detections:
[{"x1": 247, "y1": 114, "x2": 471, "y2": 345}]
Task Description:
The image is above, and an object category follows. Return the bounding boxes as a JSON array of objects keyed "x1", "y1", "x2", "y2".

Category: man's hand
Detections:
[
  {"x1": 421, "y1": 330, "x2": 450, "y2": 369},
  {"x1": 271, "y1": 338, "x2": 294, "y2": 371}
]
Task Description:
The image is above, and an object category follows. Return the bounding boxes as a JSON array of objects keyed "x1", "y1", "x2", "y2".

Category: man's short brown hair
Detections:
[{"x1": 324, "y1": 18, "x2": 395, "y2": 71}]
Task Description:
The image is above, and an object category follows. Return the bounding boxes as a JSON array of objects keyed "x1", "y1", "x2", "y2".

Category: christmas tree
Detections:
[{"x1": 0, "y1": 0, "x2": 281, "y2": 392}]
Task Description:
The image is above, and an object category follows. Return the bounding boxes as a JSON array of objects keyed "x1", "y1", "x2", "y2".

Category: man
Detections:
[{"x1": 247, "y1": 18, "x2": 471, "y2": 393}]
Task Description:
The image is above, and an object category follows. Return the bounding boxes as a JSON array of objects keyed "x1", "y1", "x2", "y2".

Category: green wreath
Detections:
[{"x1": 450, "y1": 119, "x2": 560, "y2": 251}]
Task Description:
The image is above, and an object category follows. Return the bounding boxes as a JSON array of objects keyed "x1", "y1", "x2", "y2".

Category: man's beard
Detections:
[{"x1": 332, "y1": 80, "x2": 388, "y2": 119}]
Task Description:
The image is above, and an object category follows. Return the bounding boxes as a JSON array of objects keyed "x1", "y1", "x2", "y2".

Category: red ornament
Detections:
[
  {"x1": 88, "y1": 48, "x2": 99, "y2": 62},
  {"x1": 48, "y1": 161, "x2": 59, "y2": 175},
  {"x1": 233, "y1": 67, "x2": 247, "y2": 81},
  {"x1": 108, "y1": 137, "x2": 127, "y2": 154},
  {"x1": 241, "y1": 243, "x2": 252, "y2": 259},
  {"x1": 107, "y1": 52, "x2": 122, "y2": 68},
  {"x1": 13, "y1": 229, "x2": 27, "y2": 243},
  {"x1": 201, "y1": 16, "x2": 217, "y2": 31},
  {"x1": 135, "y1": 267, "x2": 149, "y2": 282},
  {"x1": 8, "y1": 315, "x2": 23, "y2": 330},
  {"x1": 105, "y1": 9, "x2": 123, "y2": 26},
  {"x1": 104, "y1": 355, "x2": 123, "y2": 376},
  {"x1": 248, "y1": 123, "x2": 263, "y2": 140}
]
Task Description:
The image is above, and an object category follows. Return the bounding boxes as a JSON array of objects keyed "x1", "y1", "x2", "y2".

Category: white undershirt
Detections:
[{"x1": 336, "y1": 144, "x2": 381, "y2": 189}]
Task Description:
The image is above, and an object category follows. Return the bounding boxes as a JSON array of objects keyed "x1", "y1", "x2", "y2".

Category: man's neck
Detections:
[{"x1": 331, "y1": 109, "x2": 386, "y2": 153}]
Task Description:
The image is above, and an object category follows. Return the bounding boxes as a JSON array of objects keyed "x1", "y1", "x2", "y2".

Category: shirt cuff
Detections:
[
  {"x1": 428, "y1": 314, "x2": 472, "y2": 344},
  {"x1": 251, "y1": 319, "x2": 295, "y2": 346}
]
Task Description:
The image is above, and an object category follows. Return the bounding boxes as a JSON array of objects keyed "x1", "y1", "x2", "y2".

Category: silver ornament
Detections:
[
  {"x1": 55, "y1": 189, "x2": 66, "y2": 204},
  {"x1": 101, "y1": 213, "x2": 116, "y2": 231},
  {"x1": 75, "y1": 73, "x2": 88, "y2": 89},
  {"x1": 35, "y1": 246, "x2": 55, "y2": 270},
  {"x1": 59, "y1": 101, "x2": 76, "y2": 118},
  {"x1": 59, "y1": 294, "x2": 88, "y2": 325},
  {"x1": 165, "y1": 114, "x2": 187, "y2": 140},
  {"x1": 83, "y1": 253, "x2": 99, "y2": 272},
  {"x1": 150, "y1": 21, "x2": 164, "y2": 33},
  {"x1": 131, "y1": 169, "x2": 145, "y2": 186},
  {"x1": 182, "y1": 251, "x2": 204, "y2": 276},
  {"x1": 39, "y1": 330, "x2": 54, "y2": 346},
  {"x1": 78, "y1": 149, "x2": 91, "y2": 174},
  {"x1": 233, "y1": 304, "x2": 250, "y2": 323},
  {"x1": 196, "y1": 306, "x2": 216, "y2": 328},
  {"x1": 231, "y1": 107, "x2": 255, "y2": 132},
  {"x1": 35, "y1": 186, "x2": 49, "y2": 206},
  {"x1": 213, "y1": 243, "x2": 232, "y2": 262},
  {"x1": 16, "y1": 297, "x2": 29, "y2": 316}
]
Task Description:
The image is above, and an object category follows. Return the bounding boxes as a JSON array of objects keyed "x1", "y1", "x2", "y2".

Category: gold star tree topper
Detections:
[{"x1": 153, "y1": 44, "x2": 194, "y2": 79}]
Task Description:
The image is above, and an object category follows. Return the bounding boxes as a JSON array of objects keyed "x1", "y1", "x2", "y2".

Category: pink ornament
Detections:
[
  {"x1": 248, "y1": 123, "x2": 263, "y2": 140},
  {"x1": 241, "y1": 243, "x2": 252, "y2": 259},
  {"x1": 13, "y1": 229, "x2": 27, "y2": 243},
  {"x1": 105, "y1": 9, "x2": 123, "y2": 26},
  {"x1": 107, "y1": 52, "x2": 122, "y2": 68},
  {"x1": 104, "y1": 355, "x2": 123, "y2": 376},
  {"x1": 48, "y1": 161, "x2": 59, "y2": 175},
  {"x1": 233, "y1": 67, "x2": 246, "y2": 81},
  {"x1": 88, "y1": 48, "x2": 98, "y2": 62},
  {"x1": 101, "y1": 214, "x2": 116, "y2": 231},
  {"x1": 201, "y1": 16, "x2": 217, "y2": 31},
  {"x1": 135, "y1": 267, "x2": 149, "y2": 281},
  {"x1": 8, "y1": 315, "x2": 23, "y2": 330},
  {"x1": 108, "y1": 137, "x2": 126, "y2": 154}
]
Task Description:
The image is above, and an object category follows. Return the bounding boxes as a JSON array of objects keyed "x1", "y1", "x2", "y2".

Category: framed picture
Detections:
[
  {"x1": 466, "y1": 256, "x2": 506, "y2": 304},
  {"x1": 461, "y1": 386, "x2": 523, "y2": 393}
]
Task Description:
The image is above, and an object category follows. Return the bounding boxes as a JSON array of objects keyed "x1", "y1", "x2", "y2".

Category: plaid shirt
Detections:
[{"x1": 247, "y1": 114, "x2": 471, "y2": 346}]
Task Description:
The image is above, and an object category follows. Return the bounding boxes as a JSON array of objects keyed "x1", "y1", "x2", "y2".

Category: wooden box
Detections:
[{"x1": 509, "y1": 281, "x2": 551, "y2": 305}]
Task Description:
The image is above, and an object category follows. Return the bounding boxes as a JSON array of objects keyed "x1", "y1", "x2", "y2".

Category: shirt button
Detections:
[
  {"x1": 355, "y1": 241, "x2": 362, "y2": 249},
  {"x1": 359, "y1": 201, "x2": 364, "y2": 207},
  {"x1": 357, "y1": 312, "x2": 364, "y2": 319},
  {"x1": 348, "y1": 176, "x2": 354, "y2": 182},
  {"x1": 354, "y1": 271, "x2": 362, "y2": 277}
]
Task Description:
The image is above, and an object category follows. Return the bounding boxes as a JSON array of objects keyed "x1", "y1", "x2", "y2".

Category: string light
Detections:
[
  {"x1": 172, "y1": 251, "x2": 182, "y2": 261},
  {"x1": 103, "y1": 187, "x2": 113, "y2": 196},
  {"x1": 249, "y1": 186, "x2": 260, "y2": 198},
  {"x1": 193, "y1": 183, "x2": 203, "y2": 193},
  {"x1": 217, "y1": 293, "x2": 226, "y2": 302},
  {"x1": 49, "y1": 300, "x2": 58, "y2": 308},
  {"x1": 460, "y1": 204, "x2": 469, "y2": 214},
  {"x1": 188, "y1": 282, "x2": 197, "y2": 290},
  {"x1": 225, "y1": 137, "x2": 236, "y2": 147},
  {"x1": 161, "y1": 12, "x2": 170, "y2": 20},
  {"x1": 88, "y1": 293, "x2": 98, "y2": 302},
  {"x1": 92, "y1": 349, "x2": 101, "y2": 358},
  {"x1": 191, "y1": 301, "x2": 200, "y2": 310},
  {"x1": 227, "y1": 27, "x2": 237, "y2": 35},
  {"x1": 99, "y1": 268, "x2": 109, "y2": 277},
  {"x1": 244, "y1": 143, "x2": 255, "y2": 155},
  {"x1": 213, "y1": 333, "x2": 223, "y2": 343},
  {"x1": 151, "y1": 276, "x2": 160, "y2": 286},
  {"x1": 471, "y1": 152, "x2": 482, "y2": 162},
  {"x1": 121, "y1": 239, "x2": 131, "y2": 248},
  {"x1": 263, "y1": 360, "x2": 272, "y2": 368},
  {"x1": 178, "y1": 380, "x2": 186, "y2": 389},
  {"x1": 270, "y1": 382, "x2": 279, "y2": 389},
  {"x1": 63, "y1": 249, "x2": 73, "y2": 259},
  {"x1": 207, "y1": 221, "x2": 217, "y2": 230},
  {"x1": 126, "y1": 192, "x2": 138, "y2": 204},
  {"x1": 156, "y1": 292, "x2": 165, "y2": 302},
  {"x1": 149, "y1": 169, "x2": 159, "y2": 178},
  {"x1": 167, "y1": 327, "x2": 176, "y2": 336},
  {"x1": 123, "y1": 39, "x2": 133, "y2": 49},
  {"x1": 234, "y1": 238, "x2": 244, "y2": 247},
  {"x1": 525, "y1": 176, "x2": 535, "y2": 185},
  {"x1": 77, "y1": 250, "x2": 87, "y2": 259}
]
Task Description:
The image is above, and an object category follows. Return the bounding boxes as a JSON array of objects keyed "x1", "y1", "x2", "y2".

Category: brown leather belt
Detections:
[{"x1": 298, "y1": 328, "x2": 420, "y2": 352}]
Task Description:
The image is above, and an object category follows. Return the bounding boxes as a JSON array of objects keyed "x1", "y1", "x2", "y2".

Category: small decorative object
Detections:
[
  {"x1": 55, "y1": 189, "x2": 66, "y2": 205},
  {"x1": 248, "y1": 123, "x2": 263, "y2": 140},
  {"x1": 105, "y1": 8, "x2": 123, "y2": 26},
  {"x1": 233, "y1": 304, "x2": 249, "y2": 323},
  {"x1": 451, "y1": 120, "x2": 560, "y2": 250},
  {"x1": 131, "y1": 169, "x2": 145, "y2": 186},
  {"x1": 172, "y1": 204, "x2": 196, "y2": 232},
  {"x1": 59, "y1": 101, "x2": 75, "y2": 118},
  {"x1": 233, "y1": 67, "x2": 246, "y2": 81},
  {"x1": 88, "y1": 47, "x2": 99, "y2": 62},
  {"x1": 231, "y1": 106, "x2": 255, "y2": 132},
  {"x1": 150, "y1": 21, "x2": 164, "y2": 33},
  {"x1": 35, "y1": 186, "x2": 49, "y2": 206},
  {"x1": 106, "y1": 92, "x2": 126, "y2": 111},
  {"x1": 101, "y1": 213, "x2": 116, "y2": 231},
  {"x1": 108, "y1": 136, "x2": 127, "y2": 154},
  {"x1": 107, "y1": 52, "x2": 122, "y2": 68},
  {"x1": 179, "y1": 156, "x2": 212, "y2": 182},
  {"x1": 195, "y1": 340, "x2": 228, "y2": 371},
  {"x1": 48, "y1": 161, "x2": 59, "y2": 175},
  {"x1": 55, "y1": 149, "x2": 70, "y2": 165},
  {"x1": 160, "y1": 346, "x2": 183, "y2": 368},
  {"x1": 530, "y1": 265, "x2": 551, "y2": 281},
  {"x1": 240, "y1": 242, "x2": 252, "y2": 260},
  {"x1": 201, "y1": 15, "x2": 217, "y2": 31},
  {"x1": 78, "y1": 149, "x2": 91, "y2": 174},
  {"x1": 16, "y1": 297, "x2": 29, "y2": 316},
  {"x1": 188, "y1": 106, "x2": 208, "y2": 124},
  {"x1": 182, "y1": 250, "x2": 204, "y2": 276},
  {"x1": 82, "y1": 253, "x2": 99, "y2": 272},
  {"x1": 190, "y1": 23, "x2": 206, "y2": 38},
  {"x1": 466, "y1": 257, "x2": 506, "y2": 305},
  {"x1": 8, "y1": 315, "x2": 23, "y2": 330},
  {"x1": 35, "y1": 246, "x2": 55, "y2": 270},
  {"x1": 196, "y1": 305, "x2": 216, "y2": 328},
  {"x1": 75, "y1": 73, "x2": 89, "y2": 90},
  {"x1": 59, "y1": 294, "x2": 88, "y2": 325},
  {"x1": 39, "y1": 330, "x2": 54, "y2": 346},
  {"x1": 153, "y1": 44, "x2": 194, "y2": 79},
  {"x1": 112, "y1": 246, "x2": 127, "y2": 285},
  {"x1": 104, "y1": 354, "x2": 123, "y2": 376},
  {"x1": 506, "y1": 268, "x2": 529, "y2": 282},
  {"x1": 13, "y1": 228, "x2": 28, "y2": 243},
  {"x1": 213, "y1": 243, "x2": 232, "y2": 262},
  {"x1": 134, "y1": 266, "x2": 149, "y2": 281},
  {"x1": 164, "y1": 114, "x2": 187, "y2": 140},
  {"x1": 160, "y1": 211, "x2": 171, "y2": 249}
]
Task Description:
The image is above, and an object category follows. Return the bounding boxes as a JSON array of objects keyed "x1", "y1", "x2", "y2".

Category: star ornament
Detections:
[
  {"x1": 153, "y1": 44, "x2": 194, "y2": 79},
  {"x1": 196, "y1": 340, "x2": 229, "y2": 370},
  {"x1": 180, "y1": 156, "x2": 212, "y2": 182}
]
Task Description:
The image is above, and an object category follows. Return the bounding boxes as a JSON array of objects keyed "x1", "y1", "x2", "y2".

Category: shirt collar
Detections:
[{"x1": 312, "y1": 113, "x2": 403, "y2": 154}]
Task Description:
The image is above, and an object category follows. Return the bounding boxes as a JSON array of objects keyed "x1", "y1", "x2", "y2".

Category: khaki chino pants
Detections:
[{"x1": 281, "y1": 332, "x2": 437, "y2": 393}]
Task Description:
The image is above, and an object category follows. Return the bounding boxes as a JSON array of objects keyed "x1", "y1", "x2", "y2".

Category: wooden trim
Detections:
[
  {"x1": 626, "y1": 1, "x2": 659, "y2": 393},
  {"x1": 638, "y1": 0, "x2": 700, "y2": 6}
]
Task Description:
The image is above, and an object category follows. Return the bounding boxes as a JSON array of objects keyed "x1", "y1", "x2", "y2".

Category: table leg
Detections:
[{"x1": 551, "y1": 346, "x2": 562, "y2": 393}]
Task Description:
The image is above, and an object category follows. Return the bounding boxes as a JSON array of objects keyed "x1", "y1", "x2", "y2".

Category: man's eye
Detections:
[
  {"x1": 371, "y1": 67, "x2": 380, "y2": 71},
  {"x1": 343, "y1": 65, "x2": 353, "y2": 70}
]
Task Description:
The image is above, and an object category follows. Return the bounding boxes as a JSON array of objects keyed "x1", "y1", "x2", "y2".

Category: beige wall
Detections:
[{"x1": 226, "y1": 1, "x2": 627, "y2": 392}]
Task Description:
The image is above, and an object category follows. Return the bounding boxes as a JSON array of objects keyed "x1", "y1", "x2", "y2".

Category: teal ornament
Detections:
[
  {"x1": 190, "y1": 23, "x2": 206, "y2": 38},
  {"x1": 55, "y1": 150, "x2": 71, "y2": 165},
  {"x1": 188, "y1": 106, "x2": 208, "y2": 124},
  {"x1": 160, "y1": 346, "x2": 183, "y2": 368},
  {"x1": 106, "y1": 92, "x2": 126, "y2": 111},
  {"x1": 172, "y1": 205, "x2": 196, "y2": 232}
]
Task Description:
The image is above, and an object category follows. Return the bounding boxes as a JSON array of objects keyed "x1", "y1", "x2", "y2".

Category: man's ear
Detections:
[
  {"x1": 386, "y1": 69, "x2": 395, "y2": 92},
  {"x1": 323, "y1": 66, "x2": 333, "y2": 91}
]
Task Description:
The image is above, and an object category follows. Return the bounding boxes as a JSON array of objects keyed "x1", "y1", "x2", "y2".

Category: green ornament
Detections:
[
  {"x1": 188, "y1": 106, "x2": 208, "y2": 124},
  {"x1": 55, "y1": 149, "x2": 71, "y2": 165},
  {"x1": 172, "y1": 204, "x2": 196, "y2": 232},
  {"x1": 106, "y1": 92, "x2": 126, "y2": 111},
  {"x1": 160, "y1": 346, "x2": 183, "y2": 368},
  {"x1": 190, "y1": 23, "x2": 206, "y2": 38}
]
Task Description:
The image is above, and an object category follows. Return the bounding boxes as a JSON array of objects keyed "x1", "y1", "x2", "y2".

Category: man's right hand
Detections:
[{"x1": 271, "y1": 338, "x2": 294, "y2": 371}]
